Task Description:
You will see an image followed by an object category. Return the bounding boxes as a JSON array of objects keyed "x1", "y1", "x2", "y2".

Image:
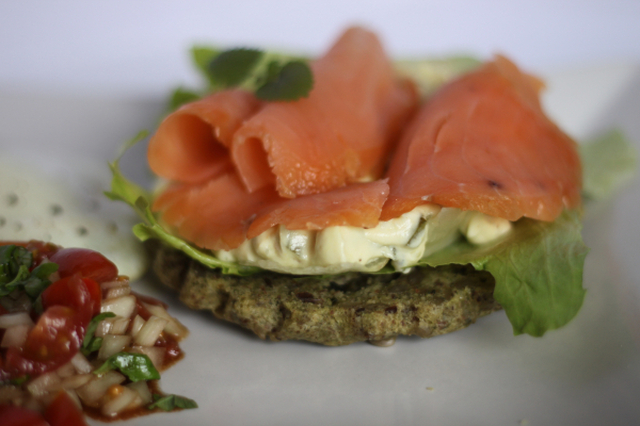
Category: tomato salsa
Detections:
[{"x1": 0, "y1": 241, "x2": 194, "y2": 426}]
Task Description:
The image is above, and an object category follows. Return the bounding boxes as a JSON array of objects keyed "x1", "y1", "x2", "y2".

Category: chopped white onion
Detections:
[
  {"x1": 0, "y1": 324, "x2": 30, "y2": 348},
  {"x1": 100, "y1": 278, "x2": 129, "y2": 291},
  {"x1": 130, "y1": 315, "x2": 145, "y2": 337},
  {"x1": 105, "y1": 285, "x2": 131, "y2": 299},
  {"x1": 130, "y1": 393, "x2": 144, "y2": 409},
  {"x1": 55, "y1": 361, "x2": 76, "y2": 378},
  {"x1": 110, "y1": 317, "x2": 130, "y2": 335},
  {"x1": 70, "y1": 352, "x2": 93, "y2": 374},
  {"x1": 101, "y1": 385, "x2": 138, "y2": 417},
  {"x1": 98, "y1": 335, "x2": 132, "y2": 360},
  {"x1": 131, "y1": 346, "x2": 165, "y2": 370},
  {"x1": 95, "y1": 318, "x2": 114, "y2": 337},
  {"x1": 127, "y1": 381, "x2": 153, "y2": 405},
  {"x1": 101, "y1": 295, "x2": 136, "y2": 318},
  {"x1": 60, "y1": 373, "x2": 93, "y2": 390},
  {"x1": 76, "y1": 371, "x2": 125, "y2": 406},
  {"x1": 27, "y1": 372, "x2": 61, "y2": 397},
  {"x1": 143, "y1": 303, "x2": 189, "y2": 340},
  {"x1": 133, "y1": 315, "x2": 167, "y2": 347},
  {"x1": 0, "y1": 312, "x2": 34, "y2": 329}
]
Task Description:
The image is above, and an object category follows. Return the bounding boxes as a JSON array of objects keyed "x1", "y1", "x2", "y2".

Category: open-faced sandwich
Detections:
[{"x1": 108, "y1": 26, "x2": 633, "y2": 346}]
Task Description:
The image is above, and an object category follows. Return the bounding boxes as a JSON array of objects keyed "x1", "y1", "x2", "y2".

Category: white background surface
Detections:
[
  {"x1": 1, "y1": 2, "x2": 640, "y2": 426},
  {"x1": 1, "y1": 1, "x2": 640, "y2": 97}
]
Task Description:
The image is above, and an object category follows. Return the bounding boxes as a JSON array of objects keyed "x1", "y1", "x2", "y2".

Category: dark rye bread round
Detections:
[{"x1": 149, "y1": 242, "x2": 501, "y2": 346}]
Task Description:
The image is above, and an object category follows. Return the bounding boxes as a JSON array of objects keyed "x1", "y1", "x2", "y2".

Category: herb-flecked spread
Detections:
[{"x1": 149, "y1": 242, "x2": 500, "y2": 346}]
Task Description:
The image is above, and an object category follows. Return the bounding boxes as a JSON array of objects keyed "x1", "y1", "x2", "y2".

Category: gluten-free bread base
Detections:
[{"x1": 150, "y1": 241, "x2": 501, "y2": 346}]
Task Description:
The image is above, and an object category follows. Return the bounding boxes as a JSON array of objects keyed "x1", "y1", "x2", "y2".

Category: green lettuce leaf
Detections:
[
  {"x1": 394, "y1": 56, "x2": 481, "y2": 96},
  {"x1": 104, "y1": 133, "x2": 260, "y2": 276},
  {"x1": 420, "y1": 210, "x2": 588, "y2": 336},
  {"x1": 580, "y1": 129, "x2": 637, "y2": 201}
]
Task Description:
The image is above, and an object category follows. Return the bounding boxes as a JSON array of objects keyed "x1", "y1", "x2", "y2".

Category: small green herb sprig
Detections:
[{"x1": 169, "y1": 46, "x2": 313, "y2": 110}]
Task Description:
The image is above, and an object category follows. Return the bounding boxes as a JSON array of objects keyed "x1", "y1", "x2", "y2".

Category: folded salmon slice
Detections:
[
  {"x1": 153, "y1": 173, "x2": 389, "y2": 251},
  {"x1": 381, "y1": 55, "x2": 582, "y2": 223},
  {"x1": 232, "y1": 26, "x2": 418, "y2": 197},
  {"x1": 246, "y1": 180, "x2": 389, "y2": 239},
  {"x1": 147, "y1": 90, "x2": 261, "y2": 184}
]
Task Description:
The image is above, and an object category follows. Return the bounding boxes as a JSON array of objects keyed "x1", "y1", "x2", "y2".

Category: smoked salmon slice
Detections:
[
  {"x1": 231, "y1": 26, "x2": 418, "y2": 197},
  {"x1": 153, "y1": 173, "x2": 279, "y2": 251},
  {"x1": 152, "y1": 173, "x2": 389, "y2": 251},
  {"x1": 246, "y1": 180, "x2": 389, "y2": 239},
  {"x1": 381, "y1": 55, "x2": 582, "y2": 222},
  {"x1": 148, "y1": 89, "x2": 261, "y2": 184}
]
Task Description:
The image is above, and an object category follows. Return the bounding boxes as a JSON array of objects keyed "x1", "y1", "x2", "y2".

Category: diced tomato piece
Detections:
[
  {"x1": 0, "y1": 403, "x2": 50, "y2": 426},
  {"x1": 82, "y1": 278, "x2": 102, "y2": 316},
  {"x1": 42, "y1": 275, "x2": 101, "y2": 320},
  {"x1": 0, "y1": 241, "x2": 29, "y2": 247},
  {"x1": 155, "y1": 333, "x2": 182, "y2": 366},
  {"x1": 4, "y1": 306, "x2": 83, "y2": 376},
  {"x1": 43, "y1": 391, "x2": 88, "y2": 426},
  {"x1": 25, "y1": 241, "x2": 60, "y2": 266},
  {"x1": 49, "y1": 248, "x2": 118, "y2": 283}
]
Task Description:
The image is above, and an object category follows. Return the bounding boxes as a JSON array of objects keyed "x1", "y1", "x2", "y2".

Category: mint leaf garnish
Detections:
[
  {"x1": 191, "y1": 46, "x2": 220, "y2": 87},
  {"x1": 255, "y1": 60, "x2": 314, "y2": 101},
  {"x1": 202, "y1": 48, "x2": 313, "y2": 101},
  {"x1": 208, "y1": 48, "x2": 263, "y2": 88}
]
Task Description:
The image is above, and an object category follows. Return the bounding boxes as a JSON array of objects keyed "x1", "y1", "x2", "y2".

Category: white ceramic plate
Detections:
[{"x1": 1, "y1": 63, "x2": 639, "y2": 426}]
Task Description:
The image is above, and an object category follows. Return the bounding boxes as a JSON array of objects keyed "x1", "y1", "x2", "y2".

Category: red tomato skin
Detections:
[
  {"x1": 43, "y1": 391, "x2": 88, "y2": 426},
  {"x1": 5, "y1": 306, "x2": 83, "y2": 376},
  {"x1": 49, "y1": 248, "x2": 118, "y2": 283},
  {"x1": 82, "y1": 278, "x2": 102, "y2": 316},
  {"x1": 0, "y1": 404, "x2": 50, "y2": 426},
  {"x1": 42, "y1": 275, "x2": 101, "y2": 321}
]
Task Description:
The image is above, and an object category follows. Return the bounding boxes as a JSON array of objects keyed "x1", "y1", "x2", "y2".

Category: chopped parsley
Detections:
[
  {"x1": 0, "y1": 245, "x2": 58, "y2": 299},
  {"x1": 149, "y1": 393, "x2": 198, "y2": 411},
  {"x1": 81, "y1": 312, "x2": 116, "y2": 355}
]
